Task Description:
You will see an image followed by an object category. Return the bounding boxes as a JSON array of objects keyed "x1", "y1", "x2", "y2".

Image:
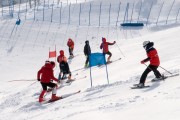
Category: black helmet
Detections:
[
  {"x1": 50, "y1": 61, "x2": 55, "y2": 66},
  {"x1": 85, "y1": 40, "x2": 89, "y2": 44},
  {"x1": 143, "y1": 41, "x2": 150, "y2": 47}
]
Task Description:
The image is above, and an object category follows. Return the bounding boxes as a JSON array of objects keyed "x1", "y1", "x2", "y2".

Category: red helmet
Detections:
[
  {"x1": 68, "y1": 38, "x2": 72, "y2": 41},
  {"x1": 59, "y1": 50, "x2": 64, "y2": 55},
  {"x1": 102, "y1": 37, "x2": 106, "y2": 43}
]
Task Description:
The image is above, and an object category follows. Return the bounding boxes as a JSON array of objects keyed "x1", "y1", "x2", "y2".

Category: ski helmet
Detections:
[
  {"x1": 68, "y1": 38, "x2": 72, "y2": 41},
  {"x1": 85, "y1": 40, "x2": 89, "y2": 44},
  {"x1": 102, "y1": 37, "x2": 106, "y2": 43},
  {"x1": 50, "y1": 61, "x2": 55, "y2": 67},
  {"x1": 143, "y1": 41, "x2": 150, "y2": 47},
  {"x1": 59, "y1": 50, "x2": 64, "y2": 55}
]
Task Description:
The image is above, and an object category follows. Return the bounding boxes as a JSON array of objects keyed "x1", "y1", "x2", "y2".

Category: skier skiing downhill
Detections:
[
  {"x1": 67, "y1": 38, "x2": 74, "y2": 59},
  {"x1": 84, "y1": 40, "x2": 91, "y2": 67},
  {"x1": 37, "y1": 61, "x2": 60, "y2": 103},
  {"x1": 100, "y1": 37, "x2": 116, "y2": 63},
  {"x1": 136, "y1": 41, "x2": 163, "y2": 88},
  {"x1": 57, "y1": 50, "x2": 72, "y2": 81}
]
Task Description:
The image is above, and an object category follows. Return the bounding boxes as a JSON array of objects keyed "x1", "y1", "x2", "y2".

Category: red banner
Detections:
[{"x1": 49, "y1": 51, "x2": 56, "y2": 58}]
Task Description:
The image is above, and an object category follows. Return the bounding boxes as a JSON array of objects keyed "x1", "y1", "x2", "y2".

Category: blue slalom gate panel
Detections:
[{"x1": 121, "y1": 23, "x2": 144, "y2": 27}]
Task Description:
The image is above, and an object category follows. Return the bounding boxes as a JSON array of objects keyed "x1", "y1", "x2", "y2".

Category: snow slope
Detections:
[{"x1": 0, "y1": 0, "x2": 180, "y2": 120}]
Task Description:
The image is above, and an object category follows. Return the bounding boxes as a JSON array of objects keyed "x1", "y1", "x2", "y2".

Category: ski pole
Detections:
[
  {"x1": 8, "y1": 79, "x2": 36, "y2": 82},
  {"x1": 143, "y1": 63, "x2": 152, "y2": 70},
  {"x1": 143, "y1": 63, "x2": 173, "y2": 76},
  {"x1": 115, "y1": 42, "x2": 125, "y2": 57},
  {"x1": 159, "y1": 65, "x2": 173, "y2": 75},
  {"x1": 27, "y1": 81, "x2": 38, "y2": 87}
]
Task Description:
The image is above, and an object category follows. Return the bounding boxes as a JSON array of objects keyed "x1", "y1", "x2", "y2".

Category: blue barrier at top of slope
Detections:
[{"x1": 121, "y1": 23, "x2": 144, "y2": 27}]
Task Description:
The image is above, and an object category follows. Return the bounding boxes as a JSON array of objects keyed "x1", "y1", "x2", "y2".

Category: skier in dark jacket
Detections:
[
  {"x1": 84, "y1": 40, "x2": 91, "y2": 67},
  {"x1": 137, "y1": 41, "x2": 163, "y2": 88},
  {"x1": 100, "y1": 37, "x2": 116, "y2": 63}
]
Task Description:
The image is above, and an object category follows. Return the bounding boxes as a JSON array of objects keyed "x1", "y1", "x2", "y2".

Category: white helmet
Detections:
[{"x1": 143, "y1": 41, "x2": 150, "y2": 47}]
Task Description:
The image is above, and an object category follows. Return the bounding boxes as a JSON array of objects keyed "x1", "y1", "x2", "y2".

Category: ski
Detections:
[
  {"x1": 66, "y1": 79, "x2": 76, "y2": 83},
  {"x1": 98, "y1": 58, "x2": 121, "y2": 67},
  {"x1": 68, "y1": 54, "x2": 79, "y2": 59},
  {"x1": 41, "y1": 90, "x2": 81, "y2": 104},
  {"x1": 151, "y1": 73, "x2": 179, "y2": 82},
  {"x1": 131, "y1": 85, "x2": 150, "y2": 89},
  {"x1": 106, "y1": 58, "x2": 121, "y2": 64}
]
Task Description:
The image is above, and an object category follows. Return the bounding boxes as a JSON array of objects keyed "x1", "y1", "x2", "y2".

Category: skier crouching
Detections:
[{"x1": 57, "y1": 50, "x2": 72, "y2": 81}]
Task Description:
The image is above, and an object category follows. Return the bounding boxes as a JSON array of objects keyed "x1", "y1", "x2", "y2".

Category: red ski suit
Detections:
[
  {"x1": 143, "y1": 48, "x2": 160, "y2": 66},
  {"x1": 100, "y1": 42, "x2": 115, "y2": 53},
  {"x1": 37, "y1": 63, "x2": 59, "y2": 83},
  {"x1": 67, "y1": 39, "x2": 74, "y2": 49}
]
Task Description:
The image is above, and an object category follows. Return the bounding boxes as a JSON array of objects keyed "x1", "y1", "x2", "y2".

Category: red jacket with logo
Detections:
[
  {"x1": 37, "y1": 63, "x2": 58, "y2": 83},
  {"x1": 143, "y1": 48, "x2": 160, "y2": 66}
]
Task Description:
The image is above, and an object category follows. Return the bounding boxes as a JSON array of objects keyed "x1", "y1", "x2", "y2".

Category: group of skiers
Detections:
[{"x1": 37, "y1": 37, "x2": 163, "y2": 102}]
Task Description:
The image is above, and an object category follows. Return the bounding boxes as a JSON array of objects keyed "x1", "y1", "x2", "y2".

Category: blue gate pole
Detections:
[
  {"x1": 105, "y1": 64, "x2": 109, "y2": 84},
  {"x1": 90, "y1": 67, "x2": 93, "y2": 87},
  {"x1": 89, "y1": 55, "x2": 93, "y2": 87}
]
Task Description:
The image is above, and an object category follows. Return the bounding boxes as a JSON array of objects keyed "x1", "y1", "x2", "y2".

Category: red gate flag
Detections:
[{"x1": 49, "y1": 51, "x2": 56, "y2": 58}]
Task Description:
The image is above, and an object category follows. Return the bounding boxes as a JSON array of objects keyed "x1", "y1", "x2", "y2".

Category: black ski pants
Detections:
[
  {"x1": 69, "y1": 47, "x2": 74, "y2": 56},
  {"x1": 140, "y1": 65, "x2": 162, "y2": 84},
  {"x1": 85, "y1": 55, "x2": 89, "y2": 65}
]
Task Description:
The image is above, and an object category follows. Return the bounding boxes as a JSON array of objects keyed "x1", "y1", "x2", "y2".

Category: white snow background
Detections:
[{"x1": 0, "y1": 0, "x2": 180, "y2": 120}]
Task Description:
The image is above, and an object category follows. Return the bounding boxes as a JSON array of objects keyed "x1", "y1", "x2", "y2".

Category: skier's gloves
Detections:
[
  {"x1": 37, "y1": 79, "x2": 40, "y2": 81},
  {"x1": 114, "y1": 41, "x2": 116, "y2": 44},
  {"x1": 141, "y1": 60, "x2": 145, "y2": 64}
]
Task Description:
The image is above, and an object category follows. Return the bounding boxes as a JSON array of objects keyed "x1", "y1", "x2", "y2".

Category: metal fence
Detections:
[{"x1": 1, "y1": 0, "x2": 180, "y2": 26}]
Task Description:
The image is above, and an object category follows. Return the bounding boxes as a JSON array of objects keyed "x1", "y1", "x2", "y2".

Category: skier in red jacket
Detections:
[
  {"x1": 37, "y1": 61, "x2": 60, "y2": 103},
  {"x1": 100, "y1": 37, "x2": 116, "y2": 63},
  {"x1": 57, "y1": 50, "x2": 72, "y2": 80},
  {"x1": 137, "y1": 41, "x2": 163, "y2": 88},
  {"x1": 67, "y1": 38, "x2": 74, "y2": 59}
]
